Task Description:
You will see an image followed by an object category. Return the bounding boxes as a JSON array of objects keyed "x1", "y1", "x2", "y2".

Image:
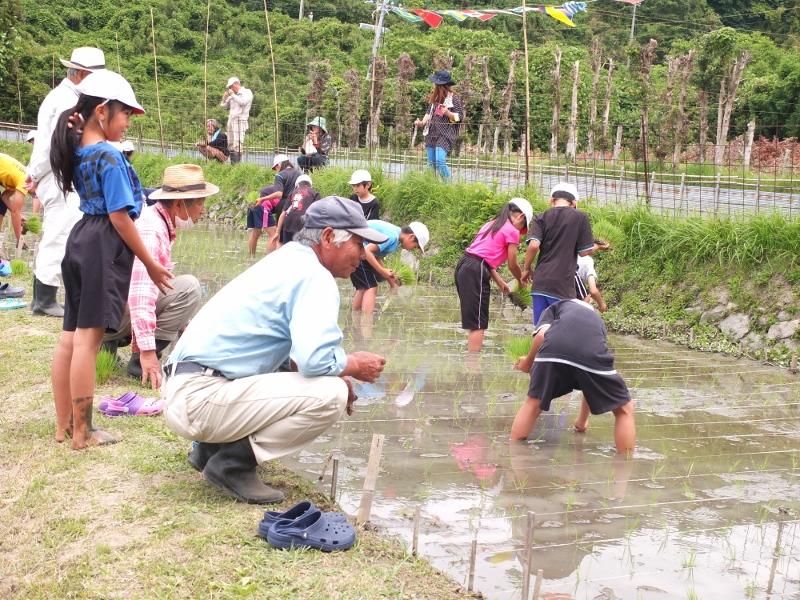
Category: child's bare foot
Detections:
[
  {"x1": 54, "y1": 427, "x2": 72, "y2": 443},
  {"x1": 71, "y1": 428, "x2": 121, "y2": 450}
]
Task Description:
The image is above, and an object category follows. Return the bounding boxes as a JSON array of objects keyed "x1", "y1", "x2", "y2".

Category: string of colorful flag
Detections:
[{"x1": 387, "y1": 0, "x2": 644, "y2": 29}]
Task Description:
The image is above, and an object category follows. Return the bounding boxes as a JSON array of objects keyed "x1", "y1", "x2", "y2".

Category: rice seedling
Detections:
[
  {"x1": 506, "y1": 336, "x2": 532, "y2": 360},
  {"x1": 384, "y1": 256, "x2": 416, "y2": 285},
  {"x1": 591, "y1": 219, "x2": 624, "y2": 248},
  {"x1": 10, "y1": 259, "x2": 28, "y2": 276},
  {"x1": 95, "y1": 348, "x2": 119, "y2": 384},
  {"x1": 506, "y1": 279, "x2": 530, "y2": 310},
  {"x1": 24, "y1": 215, "x2": 42, "y2": 235}
]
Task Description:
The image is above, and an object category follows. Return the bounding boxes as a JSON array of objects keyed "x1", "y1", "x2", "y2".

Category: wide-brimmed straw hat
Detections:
[
  {"x1": 60, "y1": 47, "x2": 106, "y2": 71},
  {"x1": 148, "y1": 164, "x2": 219, "y2": 200}
]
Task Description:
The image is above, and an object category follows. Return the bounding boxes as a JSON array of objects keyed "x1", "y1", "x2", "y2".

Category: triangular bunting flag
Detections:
[
  {"x1": 391, "y1": 6, "x2": 423, "y2": 23},
  {"x1": 545, "y1": 5, "x2": 576, "y2": 26},
  {"x1": 411, "y1": 8, "x2": 444, "y2": 28}
]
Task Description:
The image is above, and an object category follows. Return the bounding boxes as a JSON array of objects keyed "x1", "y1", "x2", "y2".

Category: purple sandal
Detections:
[{"x1": 98, "y1": 391, "x2": 163, "y2": 417}]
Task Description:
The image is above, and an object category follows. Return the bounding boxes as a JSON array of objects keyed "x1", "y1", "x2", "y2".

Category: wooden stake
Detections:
[
  {"x1": 115, "y1": 33, "x2": 122, "y2": 73},
  {"x1": 521, "y1": 0, "x2": 531, "y2": 185},
  {"x1": 203, "y1": 0, "x2": 211, "y2": 141},
  {"x1": 356, "y1": 433, "x2": 385, "y2": 526},
  {"x1": 532, "y1": 568, "x2": 544, "y2": 600},
  {"x1": 790, "y1": 353, "x2": 797, "y2": 373},
  {"x1": 521, "y1": 512, "x2": 535, "y2": 600},
  {"x1": 149, "y1": 8, "x2": 165, "y2": 154},
  {"x1": 262, "y1": 0, "x2": 281, "y2": 149},
  {"x1": 412, "y1": 505, "x2": 421, "y2": 556},
  {"x1": 467, "y1": 533, "x2": 478, "y2": 592},
  {"x1": 330, "y1": 457, "x2": 340, "y2": 501}
]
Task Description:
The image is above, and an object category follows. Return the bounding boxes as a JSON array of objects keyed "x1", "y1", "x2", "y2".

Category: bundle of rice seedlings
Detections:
[
  {"x1": 24, "y1": 215, "x2": 42, "y2": 235},
  {"x1": 385, "y1": 256, "x2": 416, "y2": 285},
  {"x1": 95, "y1": 348, "x2": 119, "y2": 384},
  {"x1": 10, "y1": 259, "x2": 28, "y2": 276},
  {"x1": 507, "y1": 279, "x2": 531, "y2": 310},
  {"x1": 591, "y1": 219, "x2": 624, "y2": 249},
  {"x1": 506, "y1": 336, "x2": 532, "y2": 360}
]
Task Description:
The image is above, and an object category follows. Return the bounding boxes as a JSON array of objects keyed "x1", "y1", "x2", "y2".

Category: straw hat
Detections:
[{"x1": 148, "y1": 164, "x2": 219, "y2": 200}]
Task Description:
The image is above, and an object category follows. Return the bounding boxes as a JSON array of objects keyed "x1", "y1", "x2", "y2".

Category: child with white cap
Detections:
[
  {"x1": 351, "y1": 219, "x2": 430, "y2": 315},
  {"x1": 348, "y1": 169, "x2": 381, "y2": 220},
  {"x1": 49, "y1": 70, "x2": 173, "y2": 450},
  {"x1": 522, "y1": 182, "x2": 600, "y2": 325},
  {"x1": 455, "y1": 198, "x2": 533, "y2": 352}
]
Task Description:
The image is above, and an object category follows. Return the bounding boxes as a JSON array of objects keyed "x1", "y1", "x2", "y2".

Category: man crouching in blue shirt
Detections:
[{"x1": 162, "y1": 196, "x2": 388, "y2": 504}]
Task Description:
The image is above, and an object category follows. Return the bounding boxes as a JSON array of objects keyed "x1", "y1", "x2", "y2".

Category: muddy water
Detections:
[{"x1": 174, "y1": 227, "x2": 800, "y2": 600}]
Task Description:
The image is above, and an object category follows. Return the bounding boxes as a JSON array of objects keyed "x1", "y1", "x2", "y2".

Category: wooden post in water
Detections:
[
  {"x1": 412, "y1": 505, "x2": 421, "y2": 556},
  {"x1": 467, "y1": 533, "x2": 478, "y2": 592},
  {"x1": 532, "y1": 568, "x2": 544, "y2": 599},
  {"x1": 521, "y1": 512, "x2": 535, "y2": 600},
  {"x1": 330, "y1": 457, "x2": 340, "y2": 501},
  {"x1": 356, "y1": 434, "x2": 385, "y2": 526}
]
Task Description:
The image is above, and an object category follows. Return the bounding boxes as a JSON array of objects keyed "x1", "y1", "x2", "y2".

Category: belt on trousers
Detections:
[{"x1": 164, "y1": 361, "x2": 226, "y2": 378}]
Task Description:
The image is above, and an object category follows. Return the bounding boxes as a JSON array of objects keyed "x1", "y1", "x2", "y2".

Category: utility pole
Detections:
[{"x1": 299, "y1": 0, "x2": 304, "y2": 21}]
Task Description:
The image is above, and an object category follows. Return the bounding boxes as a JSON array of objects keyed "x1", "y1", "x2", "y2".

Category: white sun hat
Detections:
[
  {"x1": 76, "y1": 70, "x2": 145, "y2": 114},
  {"x1": 295, "y1": 174, "x2": 312, "y2": 187},
  {"x1": 272, "y1": 153, "x2": 289, "y2": 168},
  {"x1": 226, "y1": 76, "x2": 240, "y2": 88},
  {"x1": 550, "y1": 182, "x2": 579, "y2": 203},
  {"x1": 348, "y1": 169, "x2": 372, "y2": 185},
  {"x1": 60, "y1": 47, "x2": 106, "y2": 71},
  {"x1": 408, "y1": 221, "x2": 430, "y2": 253},
  {"x1": 509, "y1": 197, "x2": 533, "y2": 227},
  {"x1": 25, "y1": 130, "x2": 37, "y2": 143}
]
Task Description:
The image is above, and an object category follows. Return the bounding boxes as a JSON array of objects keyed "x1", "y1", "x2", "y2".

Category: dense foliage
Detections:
[{"x1": 2, "y1": 0, "x2": 800, "y2": 152}]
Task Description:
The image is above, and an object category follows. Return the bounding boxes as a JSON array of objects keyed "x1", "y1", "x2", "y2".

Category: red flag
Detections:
[
  {"x1": 412, "y1": 8, "x2": 444, "y2": 28},
  {"x1": 462, "y1": 9, "x2": 496, "y2": 21}
]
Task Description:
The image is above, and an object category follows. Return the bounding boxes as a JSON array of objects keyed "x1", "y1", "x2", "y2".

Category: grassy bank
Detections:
[{"x1": 0, "y1": 276, "x2": 471, "y2": 600}]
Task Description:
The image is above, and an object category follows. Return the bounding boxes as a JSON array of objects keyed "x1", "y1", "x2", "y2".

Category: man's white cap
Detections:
[
  {"x1": 60, "y1": 47, "x2": 106, "y2": 71},
  {"x1": 272, "y1": 153, "x2": 289, "y2": 168},
  {"x1": 550, "y1": 182, "x2": 579, "y2": 203},
  {"x1": 348, "y1": 169, "x2": 372, "y2": 185},
  {"x1": 25, "y1": 130, "x2": 36, "y2": 143},
  {"x1": 296, "y1": 174, "x2": 312, "y2": 187},
  {"x1": 226, "y1": 76, "x2": 240, "y2": 88},
  {"x1": 408, "y1": 221, "x2": 430, "y2": 253},
  {"x1": 509, "y1": 197, "x2": 533, "y2": 226},
  {"x1": 76, "y1": 70, "x2": 144, "y2": 114}
]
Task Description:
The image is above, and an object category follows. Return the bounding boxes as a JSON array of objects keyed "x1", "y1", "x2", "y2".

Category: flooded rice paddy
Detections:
[{"x1": 174, "y1": 227, "x2": 800, "y2": 600}]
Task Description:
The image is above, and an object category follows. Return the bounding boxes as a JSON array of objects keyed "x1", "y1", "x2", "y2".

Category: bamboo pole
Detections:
[
  {"x1": 115, "y1": 33, "x2": 122, "y2": 73},
  {"x1": 521, "y1": 0, "x2": 531, "y2": 185},
  {"x1": 203, "y1": 0, "x2": 211, "y2": 142},
  {"x1": 149, "y1": 8, "x2": 166, "y2": 153},
  {"x1": 52, "y1": 54, "x2": 56, "y2": 88},
  {"x1": 262, "y1": 0, "x2": 281, "y2": 149}
]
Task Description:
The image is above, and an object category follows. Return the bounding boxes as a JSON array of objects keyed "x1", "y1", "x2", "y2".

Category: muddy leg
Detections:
[
  {"x1": 573, "y1": 393, "x2": 590, "y2": 433},
  {"x1": 612, "y1": 399, "x2": 636, "y2": 454},
  {"x1": 52, "y1": 331, "x2": 74, "y2": 442},
  {"x1": 467, "y1": 329, "x2": 485, "y2": 353},
  {"x1": 510, "y1": 395, "x2": 543, "y2": 441}
]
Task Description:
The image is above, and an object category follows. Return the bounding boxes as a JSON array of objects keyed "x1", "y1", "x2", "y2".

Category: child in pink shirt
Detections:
[{"x1": 455, "y1": 197, "x2": 533, "y2": 352}]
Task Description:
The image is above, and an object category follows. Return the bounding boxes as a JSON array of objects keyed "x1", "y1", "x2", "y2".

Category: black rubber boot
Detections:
[
  {"x1": 187, "y1": 441, "x2": 222, "y2": 472},
  {"x1": 127, "y1": 338, "x2": 171, "y2": 379},
  {"x1": 229, "y1": 151, "x2": 241, "y2": 164},
  {"x1": 202, "y1": 438, "x2": 284, "y2": 504},
  {"x1": 31, "y1": 276, "x2": 64, "y2": 317}
]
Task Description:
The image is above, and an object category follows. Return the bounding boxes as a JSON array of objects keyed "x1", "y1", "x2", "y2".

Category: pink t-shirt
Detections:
[{"x1": 466, "y1": 219, "x2": 521, "y2": 268}]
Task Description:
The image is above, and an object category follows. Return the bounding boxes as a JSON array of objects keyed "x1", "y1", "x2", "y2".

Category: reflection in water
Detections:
[{"x1": 173, "y1": 227, "x2": 800, "y2": 600}]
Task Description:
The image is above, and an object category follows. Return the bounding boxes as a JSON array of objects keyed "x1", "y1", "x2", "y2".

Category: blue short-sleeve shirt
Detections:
[
  {"x1": 73, "y1": 141, "x2": 143, "y2": 218},
  {"x1": 366, "y1": 220, "x2": 401, "y2": 257}
]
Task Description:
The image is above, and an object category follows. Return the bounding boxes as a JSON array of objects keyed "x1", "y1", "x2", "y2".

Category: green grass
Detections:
[{"x1": 95, "y1": 348, "x2": 120, "y2": 384}]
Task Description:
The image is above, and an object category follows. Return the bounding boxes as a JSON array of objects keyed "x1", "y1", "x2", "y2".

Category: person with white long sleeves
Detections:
[
  {"x1": 26, "y1": 47, "x2": 106, "y2": 317},
  {"x1": 220, "y1": 76, "x2": 253, "y2": 164}
]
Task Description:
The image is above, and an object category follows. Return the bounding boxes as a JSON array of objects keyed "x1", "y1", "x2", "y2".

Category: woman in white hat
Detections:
[
  {"x1": 455, "y1": 197, "x2": 533, "y2": 352},
  {"x1": 297, "y1": 116, "x2": 332, "y2": 172},
  {"x1": 49, "y1": 70, "x2": 173, "y2": 450}
]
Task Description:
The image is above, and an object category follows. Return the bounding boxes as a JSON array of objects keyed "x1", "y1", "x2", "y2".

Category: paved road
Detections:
[{"x1": 3, "y1": 126, "x2": 797, "y2": 216}]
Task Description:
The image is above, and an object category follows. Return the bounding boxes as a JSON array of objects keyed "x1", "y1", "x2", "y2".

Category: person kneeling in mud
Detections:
[{"x1": 510, "y1": 298, "x2": 635, "y2": 454}]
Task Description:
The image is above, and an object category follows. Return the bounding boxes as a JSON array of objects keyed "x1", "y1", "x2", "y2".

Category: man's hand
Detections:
[
  {"x1": 24, "y1": 176, "x2": 38, "y2": 195},
  {"x1": 342, "y1": 376, "x2": 358, "y2": 416},
  {"x1": 515, "y1": 356, "x2": 533, "y2": 373},
  {"x1": 344, "y1": 351, "x2": 386, "y2": 383},
  {"x1": 139, "y1": 350, "x2": 162, "y2": 389},
  {"x1": 521, "y1": 268, "x2": 532, "y2": 285}
]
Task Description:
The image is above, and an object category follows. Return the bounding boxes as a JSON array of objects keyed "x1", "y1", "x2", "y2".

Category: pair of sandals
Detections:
[
  {"x1": 98, "y1": 391, "x2": 163, "y2": 417},
  {"x1": 258, "y1": 501, "x2": 356, "y2": 552}
]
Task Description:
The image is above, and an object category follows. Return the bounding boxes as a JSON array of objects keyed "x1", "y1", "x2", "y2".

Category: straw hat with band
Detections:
[
  {"x1": 76, "y1": 70, "x2": 145, "y2": 115},
  {"x1": 149, "y1": 164, "x2": 219, "y2": 201},
  {"x1": 60, "y1": 47, "x2": 106, "y2": 71}
]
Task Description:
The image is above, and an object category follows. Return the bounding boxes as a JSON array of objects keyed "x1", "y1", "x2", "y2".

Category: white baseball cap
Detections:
[
  {"x1": 296, "y1": 174, "x2": 312, "y2": 187},
  {"x1": 509, "y1": 197, "x2": 533, "y2": 227},
  {"x1": 550, "y1": 182, "x2": 579, "y2": 203},
  {"x1": 408, "y1": 221, "x2": 430, "y2": 253},
  {"x1": 76, "y1": 70, "x2": 144, "y2": 114},
  {"x1": 25, "y1": 130, "x2": 36, "y2": 143},
  {"x1": 226, "y1": 76, "x2": 240, "y2": 88},
  {"x1": 272, "y1": 153, "x2": 289, "y2": 168},
  {"x1": 348, "y1": 169, "x2": 372, "y2": 185},
  {"x1": 60, "y1": 47, "x2": 106, "y2": 71}
]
